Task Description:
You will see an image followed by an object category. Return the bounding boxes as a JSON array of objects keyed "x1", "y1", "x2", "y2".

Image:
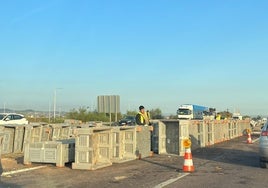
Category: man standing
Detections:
[{"x1": 136, "y1": 105, "x2": 149, "y2": 126}]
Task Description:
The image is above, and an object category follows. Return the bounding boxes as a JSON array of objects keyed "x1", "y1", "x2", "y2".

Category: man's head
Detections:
[{"x1": 139, "y1": 105, "x2": 145, "y2": 113}]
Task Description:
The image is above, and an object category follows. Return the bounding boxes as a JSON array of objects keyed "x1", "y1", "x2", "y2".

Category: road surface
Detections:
[{"x1": 0, "y1": 133, "x2": 265, "y2": 188}]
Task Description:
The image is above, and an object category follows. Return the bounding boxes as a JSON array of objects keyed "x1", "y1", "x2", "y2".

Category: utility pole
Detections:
[
  {"x1": 49, "y1": 101, "x2": 51, "y2": 123},
  {"x1": 53, "y1": 89, "x2": 56, "y2": 121},
  {"x1": 53, "y1": 88, "x2": 62, "y2": 121}
]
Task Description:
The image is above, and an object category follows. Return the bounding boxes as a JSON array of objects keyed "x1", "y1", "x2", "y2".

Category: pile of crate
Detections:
[
  {"x1": 72, "y1": 126, "x2": 153, "y2": 170},
  {"x1": 0, "y1": 123, "x2": 74, "y2": 155},
  {"x1": 21, "y1": 124, "x2": 153, "y2": 170}
]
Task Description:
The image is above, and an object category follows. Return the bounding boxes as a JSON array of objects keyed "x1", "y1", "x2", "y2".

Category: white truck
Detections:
[{"x1": 177, "y1": 104, "x2": 209, "y2": 120}]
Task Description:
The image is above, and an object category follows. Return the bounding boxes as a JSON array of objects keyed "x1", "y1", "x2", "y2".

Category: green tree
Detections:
[
  {"x1": 126, "y1": 110, "x2": 137, "y2": 116},
  {"x1": 243, "y1": 115, "x2": 251, "y2": 120},
  {"x1": 169, "y1": 114, "x2": 178, "y2": 119},
  {"x1": 252, "y1": 115, "x2": 261, "y2": 121},
  {"x1": 66, "y1": 107, "x2": 110, "y2": 122},
  {"x1": 149, "y1": 108, "x2": 163, "y2": 119}
]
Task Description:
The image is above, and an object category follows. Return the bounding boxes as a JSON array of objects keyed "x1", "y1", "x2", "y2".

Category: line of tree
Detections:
[
  {"x1": 65, "y1": 107, "x2": 164, "y2": 122},
  {"x1": 27, "y1": 108, "x2": 255, "y2": 124},
  {"x1": 66, "y1": 107, "x2": 112, "y2": 122}
]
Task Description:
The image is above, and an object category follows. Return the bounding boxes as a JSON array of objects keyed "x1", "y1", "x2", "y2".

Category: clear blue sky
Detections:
[{"x1": 0, "y1": 0, "x2": 268, "y2": 116}]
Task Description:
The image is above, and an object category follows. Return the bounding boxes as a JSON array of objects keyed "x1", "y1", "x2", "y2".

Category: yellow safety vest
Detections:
[{"x1": 138, "y1": 112, "x2": 146, "y2": 125}]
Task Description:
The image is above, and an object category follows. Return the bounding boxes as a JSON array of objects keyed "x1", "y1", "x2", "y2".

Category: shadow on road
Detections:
[
  {"x1": 140, "y1": 157, "x2": 181, "y2": 171},
  {"x1": 192, "y1": 136, "x2": 260, "y2": 168},
  {"x1": 0, "y1": 180, "x2": 21, "y2": 188}
]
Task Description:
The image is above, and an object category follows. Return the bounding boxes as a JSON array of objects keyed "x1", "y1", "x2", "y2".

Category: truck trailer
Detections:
[{"x1": 177, "y1": 104, "x2": 209, "y2": 119}]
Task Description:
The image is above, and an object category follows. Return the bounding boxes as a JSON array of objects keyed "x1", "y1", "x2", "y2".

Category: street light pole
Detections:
[
  {"x1": 53, "y1": 88, "x2": 62, "y2": 121},
  {"x1": 49, "y1": 101, "x2": 51, "y2": 123},
  {"x1": 53, "y1": 89, "x2": 57, "y2": 121}
]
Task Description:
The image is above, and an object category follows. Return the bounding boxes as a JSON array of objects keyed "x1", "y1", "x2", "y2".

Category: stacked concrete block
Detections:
[
  {"x1": 50, "y1": 124, "x2": 62, "y2": 141},
  {"x1": 47, "y1": 124, "x2": 72, "y2": 141},
  {"x1": 198, "y1": 121, "x2": 205, "y2": 147},
  {"x1": 151, "y1": 120, "x2": 167, "y2": 154},
  {"x1": 1, "y1": 126, "x2": 15, "y2": 154},
  {"x1": 1, "y1": 124, "x2": 51, "y2": 155},
  {"x1": 24, "y1": 124, "x2": 43, "y2": 144},
  {"x1": 111, "y1": 126, "x2": 137, "y2": 163},
  {"x1": 205, "y1": 120, "x2": 214, "y2": 146},
  {"x1": 8, "y1": 125, "x2": 25, "y2": 153},
  {"x1": 228, "y1": 121, "x2": 238, "y2": 139},
  {"x1": 214, "y1": 121, "x2": 225, "y2": 143},
  {"x1": 162, "y1": 120, "x2": 180, "y2": 155},
  {"x1": 72, "y1": 128, "x2": 95, "y2": 170},
  {"x1": 0, "y1": 131, "x2": 4, "y2": 175},
  {"x1": 189, "y1": 120, "x2": 204, "y2": 149},
  {"x1": 157, "y1": 118, "x2": 251, "y2": 156},
  {"x1": 233, "y1": 121, "x2": 239, "y2": 136},
  {"x1": 135, "y1": 126, "x2": 152, "y2": 158},
  {"x1": 41, "y1": 124, "x2": 52, "y2": 142},
  {"x1": 23, "y1": 124, "x2": 43, "y2": 152},
  {"x1": 72, "y1": 127, "x2": 113, "y2": 170},
  {"x1": 60, "y1": 125, "x2": 72, "y2": 140},
  {"x1": 178, "y1": 120, "x2": 190, "y2": 156},
  {"x1": 212, "y1": 121, "x2": 225, "y2": 143},
  {"x1": 161, "y1": 120, "x2": 190, "y2": 156}
]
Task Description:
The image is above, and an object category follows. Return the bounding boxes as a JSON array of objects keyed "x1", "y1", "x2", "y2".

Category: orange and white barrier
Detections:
[
  {"x1": 246, "y1": 129, "x2": 252, "y2": 144},
  {"x1": 247, "y1": 133, "x2": 253, "y2": 144},
  {"x1": 183, "y1": 139, "x2": 194, "y2": 172}
]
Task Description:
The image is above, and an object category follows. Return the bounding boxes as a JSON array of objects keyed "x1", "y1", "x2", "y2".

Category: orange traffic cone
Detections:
[
  {"x1": 247, "y1": 132, "x2": 253, "y2": 144},
  {"x1": 183, "y1": 147, "x2": 194, "y2": 172}
]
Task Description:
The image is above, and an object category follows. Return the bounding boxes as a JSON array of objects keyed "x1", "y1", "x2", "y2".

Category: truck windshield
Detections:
[{"x1": 178, "y1": 109, "x2": 191, "y2": 115}]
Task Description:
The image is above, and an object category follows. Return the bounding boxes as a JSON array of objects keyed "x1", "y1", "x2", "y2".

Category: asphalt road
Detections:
[
  {"x1": 164, "y1": 134, "x2": 266, "y2": 188},
  {"x1": 0, "y1": 133, "x2": 266, "y2": 188}
]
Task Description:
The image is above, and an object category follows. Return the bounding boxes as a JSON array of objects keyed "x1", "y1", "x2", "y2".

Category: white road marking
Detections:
[
  {"x1": 1, "y1": 166, "x2": 47, "y2": 177},
  {"x1": 252, "y1": 137, "x2": 259, "y2": 143},
  {"x1": 154, "y1": 173, "x2": 190, "y2": 188},
  {"x1": 114, "y1": 176, "x2": 127, "y2": 181}
]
